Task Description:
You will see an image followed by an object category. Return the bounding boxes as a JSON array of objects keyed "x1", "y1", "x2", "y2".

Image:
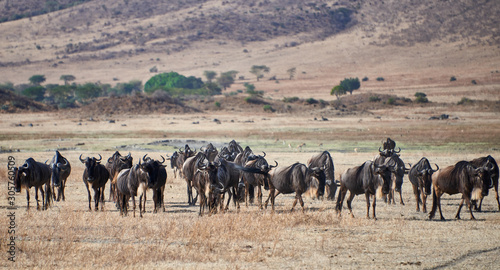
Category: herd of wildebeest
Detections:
[{"x1": 11, "y1": 138, "x2": 499, "y2": 220}]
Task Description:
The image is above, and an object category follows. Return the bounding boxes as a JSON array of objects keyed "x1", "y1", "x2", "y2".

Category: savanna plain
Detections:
[{"x1": 1, "y1": 102, "x2": 500, "y2": 269}]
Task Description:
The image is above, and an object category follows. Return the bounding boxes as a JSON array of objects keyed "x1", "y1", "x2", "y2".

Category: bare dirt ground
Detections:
[{"x1": 1, "y1": 105, "x2": 499, "y2": 269}]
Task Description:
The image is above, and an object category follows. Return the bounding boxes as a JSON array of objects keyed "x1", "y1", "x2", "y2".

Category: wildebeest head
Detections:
[
  {"x1": 418, "y1": 163, "x2": 439, "y2": 195},
  {"x1": 13, "y1": 166, "x2": 23, "y2": 192},
  {"x1": 80, "y1": 154, "x2": 102, "y2": 183},
  {"x1": 373, "y1": 159, "x2": 396, "y2": 195},
  {"x1": 473, "y1": 160, "x2": 495, "y2": 197},
  {"x1": 309, "y1": 166, "x2": 326, "y2": 197},
  {"x1": 141, "y1": 154, "x2": 166, "y2": 188}
]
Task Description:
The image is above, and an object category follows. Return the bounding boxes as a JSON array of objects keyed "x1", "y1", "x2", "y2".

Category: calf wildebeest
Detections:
[
  {"x1": 182, "y1": 152, "x2": 207, "y2": 205},
  {"x1": 105, "y1": 151, "x2": 133, "y2": 202},
  {"x1": 141, "y1": 154, "x2": 167, "y2": 213},
  {"x1": 167, "y1": 151, "x2": 179, "y2": 178},
  {"x1": 49, "y1": 150, "x2": 71, "y2": 202},
  {"x1": 264, "y1": 163, "x2": 326, "y2": 212},
  {"x1": 336, "y1": 159, "x2": 395, "y2": 219},
  {"x1": 116, "y1": 160, "x2": 157, "y2": 217},
  {"x1": 429, "y1": 160, "x2": 493, "y2": 220},
  {"x1": 80, "y1": 154, "x2": 109, "y2": 211},
  {"x1": 241, "y1": 155, "x2": 277, "y2": 209},
  {"x1": 374, "y1": 151, "x2": 408, "y2": 205},
  {"x1": 408, "y1": 158, "x2": 439, "y2": 212},
  {"x1": 14, "y1": 158, "x2": 52, "y2": 210},
  {"x1": 470, "y1": 155, "x2": 499, "y2": 211},
  {"x1": 307, "y1": 151, "x2": 336, "y2": 200}
]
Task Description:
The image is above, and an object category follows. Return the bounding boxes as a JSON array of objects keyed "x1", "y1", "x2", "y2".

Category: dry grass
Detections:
[{"x1": 1, "y1": 120, "x2": 500, "y2": 269}]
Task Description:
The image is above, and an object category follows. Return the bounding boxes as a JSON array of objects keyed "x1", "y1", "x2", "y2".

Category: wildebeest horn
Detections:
[
  {"x1": 159, "y1": 155, "x2": 166, "y2": 164},
  {"x1": 270, "y1": 161, "x2": 278, "y2": 168},
  {"x1": 394, "y1": 147, "x2": 401, "y2": 153},
  {"x1": 45, "y1": 159, "x2": 49, "y2": 165},
  {"x1": 486, "y1": 160, "x2": 495, "y2": 171},
  {"x1": 378, "y1": 147, "x2": 383, "y2": 153},
  {"x1": 262, "y1": 151, "x2": 266, "y2": 158},
  {"x1": 432, "y1": 163, "x2": 439, "y2": 172},
  {"x1": 143, "y1": 154, "x2": 148, "y2": 162},
  {"x1": 200, "y1": 146, "x2": 205, "y2": 152},
  {"x1": 108, "y1": 156, "x2": 114, "y2": 163},
  {"x1": 96, "y1": 154, "x2": 102, "y2": 161},
  {"x1": 79, "y1": 154, "x2": 85, "y2": 163}
]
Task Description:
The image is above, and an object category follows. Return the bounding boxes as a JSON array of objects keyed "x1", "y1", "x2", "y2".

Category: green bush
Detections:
[
  {"x1": 21, "y1": 86, "x2": 46, "y2": 101},
  {"x1": 471, "y1": 80, "x2": 477, "y2": 85},
  {"x1": 376, "y1": 77, "x2": 385, "y2": 81},
  {"x1": 306, "y1": 98, "x2": 318, "y2": 104},
  {"x1": 144, "y1": 72, "x2": 204, "y2": 93},
  {"x1": 362, "y1": 77, "x2": 369, "y2": 82},
  {"x1": 387, "y1": 97, "x2": 396, "y2": 105},
  {"x1": 369, "y1": 96, "x2": 381, "y2": 102},
  {"x1": 340, "y1": 77, "x2": 360, "y2": 95},
  {"x1": 450, "y1": 76, "x2": 457, "y2": 82},
  {"x1": 283, "y1": 96, "x2": 299, "y2": 103},
  {"x1": 415, "y1": 92, "x2": 428, "y2": 103},
  {"x1": 457, "y1": 97, "x2": 473, "y2": 105},
  {"x1": 214, "y1": 101, "x2": 221, "y2": 108},
  {"x1": 263, "y1": 105, "x2": 275, "y2": 112}
]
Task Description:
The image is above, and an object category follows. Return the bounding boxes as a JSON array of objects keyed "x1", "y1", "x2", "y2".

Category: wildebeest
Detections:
[
  {"x1": 241, "y1": 155, "x2": 277, "y2": 209},
  {"x1": 116, "y1": 160, "x2": 156, "y2": 217},
  {"x1": 374, "y1": 151, "x2": 408, "y2": 205},
  {"x1": 105, "y1": 151, "x2": 133, "y2": 202},
  {"x1": 14, "y1": 158, "x2": 52, "y2": 210},
  {"x1": 182, "y1": 152, "x2": 207, "y2": 205},
  {"x1": 141, "y1": 154, "x2": 167, "y2": 213},
  {"x1": 167, "y1": 151, "x2": 179, "y2": 178},
  {"x1": 408, "y1": 158, "x2": 438, "y2": 212},
  {"x1": 80, "y1": 154, "x2": 109, "y2": 211},
  {"x1": 192, "y1": 159, "x2": 219, "y2": 216},
  {"x1": 470, "y1": 155, "x2": 499, "y2": 211},
  {"x1": 212, "y1": 158, "x2": 268, "y2": 212},
  {"x1": 380, "y1": 137, "x2": 400, "y2": 157},
  {"x1": 307, "y1": 151, "x2": 336, "y2": 200},
  {"x1": 174, "y1": 145, "x2": 196, "y2": 179},
  {"x1": 429, "y1": 160, "x2": 493, "y2": 220},
  {"x1": 336, "y1": 159, "x2": 395, "y2": 219},
  {"x1": 49, "y1": 150, "x2": 71, "y2": 202},
  {"x1": 264, "y1": 163, "x2": 325, "y2": 212}
]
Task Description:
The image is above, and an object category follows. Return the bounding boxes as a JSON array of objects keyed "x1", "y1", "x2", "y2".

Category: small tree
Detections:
[
  {"x1": 339, "y1": 77, "x2": 360, "y2": 95},
  {"x1": 203, "y1": 70, "x2": 217, "y2": 82},
  {"x1": 60, "y1": 74, "x2": 76, "y2": 85},
  {"x1": 217, "y1": 71, "x2": 236, "y2": 90},
  {"x1": 75, "y1": 83, "x2": 102, "y2": 101},
  {"x1": 22, "y1": 86, "x2": 46, "y2": 101},
  {"x1": 287, "y1": 67, "x2": 296, "y2": 80},
  {"x1": 415, "y1": 92, "x2": 428, "y2": 103},
  {"x1": 29, "y1": 75, "x2": 46, "y2": 85},
  {"x1": 250, "y1": 65, "x2": 270, "y2": 81},
  {"x1": 330, "y1": 85, "x2": 346, "y2": 100}
]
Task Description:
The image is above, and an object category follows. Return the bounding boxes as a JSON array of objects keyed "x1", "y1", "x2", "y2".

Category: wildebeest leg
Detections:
[
  {"x1": 224, "y1": 189, "x2": 232, "y2": 212},
  {"x1": 34, "y1": 187, "x2": 40, "y2": 210},
  {"x1": 299, "y1": 194, "x2": 305, "y2": 213},
  {"x1": 335, "y1": 188, "x2": 348, "y2": 214},
  {"x1": 139, "y1": 194, "x2": 144, "y2": 218},
  {"x1": 193, "y1": 190, "x2": 198, "y2": 206},
  {"x1": 346, "y1": 192, "x2": 356, "y2": 218},
  {"x1": 466, "y1": 196, "x2": 476, "y2": 220},
  {"x1": 26, "y1": 189, "x2": 30, "y2": 210},
  {"x1": 365, "y1": 193, "x2": 371, "y2": 219},
  {"x1": 94, "y1": 188, "x2": 100, "y2": 211},
  {"x1": 372, "y1": 196, "x2": 377, "y2": 220},
  {"x1": 422, "y1": 192, "x2": 428, "y2": 213},
  {"x1": 132, "y1": 195, "x2": 136, "y2": 218},
  {"x1": 398, "y1": 190, "x2": 404, "y2": 205},
  {"x1": 412, "y1": 184, "x2": 420, "y2": 212},
  {"x1": 258, "y1": 185, "x2": 263, "y2": 209},
  {"x1": 100, "y1": 187, "x2": 106, "y2": 211},
  {"x1": 86, "y1": 184, "x2": 92, "y2": 211},
  {"x1": 429, "y1": 188, "x2": 444, "y2": 220},
  {"x1": 186, "y1": 181, "x2": 193, "y2": 205},
  {"x1": 456, "y1": 197, "x2": 466, "y2": 220},
  {"x1": 41, "y1": 187, "x2": 47, "y2": 210}
]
